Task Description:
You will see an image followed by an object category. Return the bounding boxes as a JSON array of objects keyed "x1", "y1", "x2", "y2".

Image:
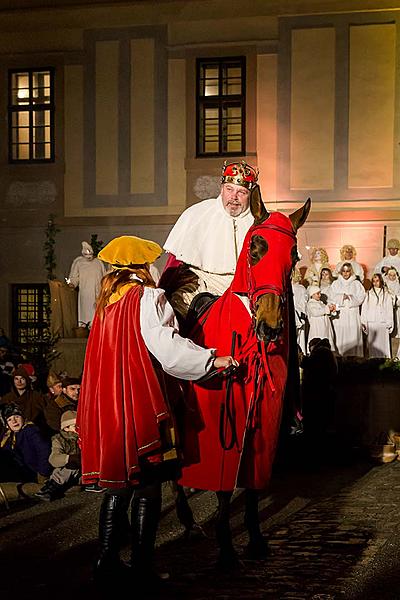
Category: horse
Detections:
[{"x1": 177, "y1": 185, "x2": 311, "y2": 567}]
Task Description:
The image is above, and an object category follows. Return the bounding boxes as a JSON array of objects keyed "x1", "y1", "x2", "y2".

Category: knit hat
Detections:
[
  {"x1": 12, "y1": 366, "x2": 30, "y2": 382},
  {"x1": 387, "y1": 238, "x2": 400, "y2": 250},
  {"x1": 308, "y1": 285, "x2": 321, "y2": 298},
  {"x1": 2, "y1": 403, "x2": 23, "y2": 421},
  {"x1": 61, "y1": 410, "x2": 77, "y2": 430},
  {"x1": 47, "y1": 371, "x2": 62, "y2": 388},
  {"x1": 98, "y1": 235, "x2": 162, "y2": 268}
]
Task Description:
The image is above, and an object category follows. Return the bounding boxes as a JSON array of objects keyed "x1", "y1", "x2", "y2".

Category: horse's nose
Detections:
[{"x1": 256, "y1": 320, "x2": 283, "y2": 343}]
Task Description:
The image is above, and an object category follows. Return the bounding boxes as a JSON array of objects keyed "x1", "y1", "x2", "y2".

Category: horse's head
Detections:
[{"x1": 231, "y1": 185, "x2": 311, "y2": 343}]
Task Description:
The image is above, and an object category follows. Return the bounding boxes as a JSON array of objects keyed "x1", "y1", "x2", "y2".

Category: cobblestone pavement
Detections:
[{"x1": 1, "y1": 448, "x2": 400, "y2": 599}]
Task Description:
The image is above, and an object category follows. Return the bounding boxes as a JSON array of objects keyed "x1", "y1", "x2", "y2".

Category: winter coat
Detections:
[
  {"x1": 0, "y1": 423, "x2": 52, "y2": 477},
  {"x1": 49, "y1": 430, "x2": 81, "y2": 469}
]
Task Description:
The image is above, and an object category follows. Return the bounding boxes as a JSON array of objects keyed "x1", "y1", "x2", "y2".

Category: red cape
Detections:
[{"x1": 77, "y1": 285, "x2": 171, "y2": 488}]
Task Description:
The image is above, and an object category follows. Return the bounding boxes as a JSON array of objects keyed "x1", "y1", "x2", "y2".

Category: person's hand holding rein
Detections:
[{"x1": 213, "y1": 356, "x2": 239, "y2": 369}]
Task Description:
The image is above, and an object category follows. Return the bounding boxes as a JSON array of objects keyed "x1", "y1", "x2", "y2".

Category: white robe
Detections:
[
  {"x1": 68, "y1": 256, "x2": 107, "y2": 326},
  {"x1": 140, "y1": 287, "x2": 214, "y2": 380},
  {"x1": 334, "y1": 260, "x2": 364, "y2": 281},
  {"x1": 306, "y1": 298, "x2": 335, "y2": 350},
  {"x1": 328, "y1": 275, "x2": 366, "y2": 357},
  {"x1": 361, "y1": 288, "x2": 393, "y2": 358},
  {"x1": 320, "y1": 282, "x2": 332, "y2": 305},
  {"x1": 292, "y1": 282, "x2": 307, "y2": 354},
  {"x1": 374, "y1": 254, "x2": 400, "y2": 276},
  {"x1": 385, "y1": 277, "x2": 400, "y2": 339},
  {"x1": 164, "y1": 196, "x2": 254, "y2": 296}
]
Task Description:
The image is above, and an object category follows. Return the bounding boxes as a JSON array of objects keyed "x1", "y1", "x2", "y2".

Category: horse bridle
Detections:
[{"x1": 246, "y1": 221, "x2": 297, "y2": 314}]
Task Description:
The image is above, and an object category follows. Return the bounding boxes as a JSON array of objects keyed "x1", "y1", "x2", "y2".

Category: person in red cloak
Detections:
[{"x1": 76, "y1": 234, "x2": 236, "y2": 586}]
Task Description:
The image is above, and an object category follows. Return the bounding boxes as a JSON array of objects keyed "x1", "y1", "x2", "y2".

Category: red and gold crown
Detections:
[{"x1": 221, "y1": 160, "x2": 259, "y2": 190}]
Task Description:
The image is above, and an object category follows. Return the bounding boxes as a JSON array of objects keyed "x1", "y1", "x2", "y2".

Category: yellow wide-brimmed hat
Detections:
[{"x1": 98, "y1": 235, "x2": 163, "y2": 267}]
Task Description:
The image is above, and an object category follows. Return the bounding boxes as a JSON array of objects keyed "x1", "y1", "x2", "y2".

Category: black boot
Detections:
[
  {"x1": 131, "y1": 495, "x2": 166, "y2": 585},
  {"x1": 35, "y1": 479, "x2": 65, "y2": 502},
  {"x1": 94, "y1": 493, "x2": 130, "y2": 583},
  {"x1": 244, "y1": 489, "x2": 268, "y2": 559}
]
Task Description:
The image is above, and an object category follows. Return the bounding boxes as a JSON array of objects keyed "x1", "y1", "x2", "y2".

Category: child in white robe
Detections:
[
  {"x1": 361, "y1": 273, "x2": 393, "y2": 358},
  {"x1": 306, "y1": 286, "x2": 336, "y2": 352}
]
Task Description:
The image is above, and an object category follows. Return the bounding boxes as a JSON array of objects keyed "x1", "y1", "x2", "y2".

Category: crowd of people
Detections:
[
  {"x1": 293, "y1": 241, "x2": 400, "y2": 359},
  {"x1": 0, "y1": 355, "x2": 103, "y2": 499}
]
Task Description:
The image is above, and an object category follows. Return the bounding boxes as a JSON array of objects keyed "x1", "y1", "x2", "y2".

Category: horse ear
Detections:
[
  {"x1": 250, "y1": 184, "x2": 269, "y2": 224},
  {"x1": 289, "y1": 197, "x2": 311, "y2": 232}
]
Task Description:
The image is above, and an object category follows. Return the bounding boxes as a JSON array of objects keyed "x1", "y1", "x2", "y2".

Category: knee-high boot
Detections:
[
  {"x1": 95, "y1": 493, "x2": 130, "y2": 580},
  {"x1": 244, "y1": 489, "x2": 268, "y2": 559},
  {"x1": 131, "y1": 495, "x2": 162, "y2": 580}
]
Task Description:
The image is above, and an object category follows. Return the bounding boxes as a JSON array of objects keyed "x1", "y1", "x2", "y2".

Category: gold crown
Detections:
[{"x1": 221, "y1": 160, "x2": 259, "y2": 190}]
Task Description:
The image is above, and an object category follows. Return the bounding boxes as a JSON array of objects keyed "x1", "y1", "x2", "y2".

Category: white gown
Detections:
[
  {"x1": 328, "y1": 275, "x2": 366, "y2": 357},
  {"x1": 140, "y1": 287, "x2": 215, "y2": 380},
  {"x1": 385, "y1": 277, "x2": 400, "y2": 339},
  {"x1": 361, "y1": 288, "x2": 393, "y2": 358},
  {"x1": 68, "y1": 256, "x2": 107, "y2": 326},
  {"x1": 292, "y1": 282, "x2": 307, "y2": 354},
  {"x1": 306, "y1": 298, "x2": 335, "y2": 350},
  {"x1": 374, "y1": 255, "x2": 400, "y2": 276}
]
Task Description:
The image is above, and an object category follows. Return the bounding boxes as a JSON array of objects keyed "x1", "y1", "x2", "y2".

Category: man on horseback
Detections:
[{"x1": 162, "y1": 161, "x2": 258, "y2": 314}]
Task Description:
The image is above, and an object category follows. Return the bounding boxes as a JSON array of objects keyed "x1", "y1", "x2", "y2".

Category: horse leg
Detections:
[
  {"x1": 215, "y1": 490, "x2": 240, "y2": 569},
  {"x1": 244, "y1": 489, "x2": 269, "y2": 559},
  {"x1": 174, "y1": 483, "x2": 206, "y2": 540}
]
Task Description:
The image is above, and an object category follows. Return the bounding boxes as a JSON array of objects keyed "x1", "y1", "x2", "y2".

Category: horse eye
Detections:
[{"x1": 250, "y1": 235, "x2": 268, "y2": 266}]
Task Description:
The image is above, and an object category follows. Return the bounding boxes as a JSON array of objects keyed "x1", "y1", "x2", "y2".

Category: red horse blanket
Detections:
[{"x1": 179, "y1": 290, "x2": 289, "y2": 492}]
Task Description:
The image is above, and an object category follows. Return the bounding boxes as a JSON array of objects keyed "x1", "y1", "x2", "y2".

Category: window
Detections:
[
  {"x1": 11, "y1": 284, "x2": 50, "y2": 346},
  {"x1": 197, "y1": 57, "x2": 245, "y2": 156},
  {"x1": 8, "y1": 68, "x2": 55, "y2": 162}
]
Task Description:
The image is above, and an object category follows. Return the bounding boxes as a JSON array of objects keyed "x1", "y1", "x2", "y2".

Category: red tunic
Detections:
[{"x1": 77, "y1": 285, "x2": 171, "y2": 488}]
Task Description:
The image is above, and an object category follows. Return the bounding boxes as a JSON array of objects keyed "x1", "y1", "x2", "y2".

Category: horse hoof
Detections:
[{"x1": 244, "y1": 537, "x2": 269, "y2": 560}]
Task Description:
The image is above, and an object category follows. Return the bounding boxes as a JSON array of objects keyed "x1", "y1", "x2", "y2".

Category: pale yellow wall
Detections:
[
  {"x1": 168, "y1": 16, "x2": 277, "y2": 46},
  {"x1": 348, "y1": 23, "x2": 396, "y2": 189},
  {"x1": 64, "y1": 64, "x2": 84, "y2": 217},
  {"x1": 131, "y1": 38, "x2": 155, "y2": 195},
  {"x1": 256, "y1": 53, "x2": 277, "y2": 207},
  {"x1": 168, "y1": 58, "x2": 186, "y2": 208},
  {"x1": 96, "y1": 40, "x2": 119, "y2": 195},
  {"x1": 290, "y1": 27, "x2": 335, "y2": 190}
]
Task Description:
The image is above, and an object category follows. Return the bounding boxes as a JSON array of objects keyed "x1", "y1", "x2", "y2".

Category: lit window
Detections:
[
  {"x1": 12, "y1": 284, "x2": 50, "y2": 346},
  {"x1": 9, "y1": 68, "x2": 55, "y2": 162},
  {"x1": 197, "y1": 57, "x2": 245, "y2": 156}
]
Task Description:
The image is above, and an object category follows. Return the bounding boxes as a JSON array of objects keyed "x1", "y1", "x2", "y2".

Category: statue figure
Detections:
[
  {"x1": 304, "y1": 247, "x2": 330, "y2": 286},
  {"x1": 67, "y1": 242, "x2": 107, "y2": 327}
]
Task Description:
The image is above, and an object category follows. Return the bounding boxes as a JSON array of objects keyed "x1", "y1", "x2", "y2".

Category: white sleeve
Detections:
[
  {"x1": 68, "y1": 257, "x2": 80, "y2": 287},
  {"x1": 140, "y1": 287, "x2": 215, "y2": 380},
  {"x1": 306, "y1": 300, "x2": 329, "y2": 318},
  {"x1": 347, "y1": 282, "x2": 366, "y2": 308}
]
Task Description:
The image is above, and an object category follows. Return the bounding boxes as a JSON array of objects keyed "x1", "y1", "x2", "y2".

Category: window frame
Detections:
[
  {"x1": 8, "y1": 67, "x2": 55, "y2": 163},
  {"x1": 11, "y1": 283, "x2": 50, "y2": 347},
  {"x1": 196, "y1": 56, "x2": 246, "y2": 157}
]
